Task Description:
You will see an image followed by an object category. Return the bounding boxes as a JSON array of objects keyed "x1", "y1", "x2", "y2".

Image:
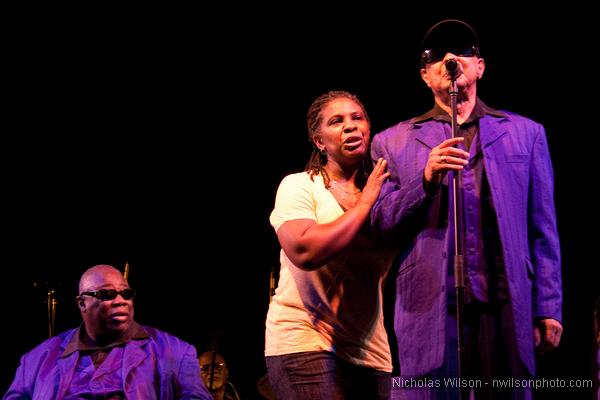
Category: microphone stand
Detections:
[
  {"x1": 209, "y1": 342, "x2": 217, "y2": 393},
  {"x1": 449, "y1": 73, "x2": 466, "y2": 399},
  {"x1": 47, "y1": 289, "x2": 57, "y2": 338},
  {"x1": 123, "y1": 260, "x2": 130, "y2": 281},
  {"x1": 269, "y1": 265, "x2": 277, "y2": 304},
  {"x1": 208, "y1": 330, "x2": 223, "y2": 394}
]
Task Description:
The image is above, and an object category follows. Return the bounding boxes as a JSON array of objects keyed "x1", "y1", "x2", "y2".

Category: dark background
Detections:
[{"x1": 4, "y1": 9, "x2": 599, "y2": 399}]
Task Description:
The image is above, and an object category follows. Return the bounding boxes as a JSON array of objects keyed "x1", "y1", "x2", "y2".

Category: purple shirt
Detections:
[{"x1": 3, "y1": 325, "x2": 212, "y2": 400}]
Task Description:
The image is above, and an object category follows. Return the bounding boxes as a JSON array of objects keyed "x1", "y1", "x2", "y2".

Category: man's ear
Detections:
[
  {"x1": 77, "y1": 296, "x2": 86, "y2": 312},
  {"x1": 420, "y1": 67, "x2": 432, "y2": 88},
  {"x1": 477, "y1": 57, "x2": 485, "y2": 80}
]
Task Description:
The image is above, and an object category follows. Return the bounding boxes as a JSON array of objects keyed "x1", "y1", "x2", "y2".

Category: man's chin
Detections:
[
  {"x1": 205, "y1": 381, "x2": 226, "y2": 391},
  {"x1": 108, "y1": 319, "x2": 131, "y2": 333}
]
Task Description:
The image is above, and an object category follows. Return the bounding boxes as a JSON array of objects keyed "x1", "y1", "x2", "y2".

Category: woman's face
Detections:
[{"x1": 314, "y1": 97, "x2": 370, "y2": 166}]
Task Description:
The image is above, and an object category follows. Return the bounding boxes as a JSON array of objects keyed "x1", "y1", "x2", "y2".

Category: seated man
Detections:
[
  {"x1": 3, "y1": 264, "x2": 212, "y2": 399},
  {"x1": 198, "y1": 350, "x2": 241, "y2": 400}
]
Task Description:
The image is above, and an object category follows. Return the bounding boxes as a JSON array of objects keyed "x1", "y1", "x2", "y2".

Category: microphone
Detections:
[{"x1": 445, "y1": 59, "x2": 460, "y2": 80}]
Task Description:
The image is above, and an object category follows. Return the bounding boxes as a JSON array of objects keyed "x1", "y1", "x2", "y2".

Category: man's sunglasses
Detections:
[
  {"x1": 200, "y1": 362, "x2": 227, "y2": 372},
  {"x1": 422, "y1": 45, "x2": 479, "y2": 65},
  {"x1": 79, "y1": 288, "x2": 136, "y2": 301}
]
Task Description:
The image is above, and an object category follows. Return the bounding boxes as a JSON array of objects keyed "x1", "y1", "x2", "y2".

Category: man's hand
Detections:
[{"x1": 534, "y1": 318, "x2": 563, "y2": 354}]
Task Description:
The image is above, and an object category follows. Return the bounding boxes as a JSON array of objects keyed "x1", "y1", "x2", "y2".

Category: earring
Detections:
[{"x1": 320, "y1": 148, "x2": 327, "y2": 155}]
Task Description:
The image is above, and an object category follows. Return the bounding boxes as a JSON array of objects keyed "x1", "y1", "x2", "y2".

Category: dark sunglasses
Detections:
[
  {"x1": 422, "y1": 45, "x2": 479, "y2": 65},
  {"x1": 79, "y1": 288, "x2": 136, "y2": 301}
]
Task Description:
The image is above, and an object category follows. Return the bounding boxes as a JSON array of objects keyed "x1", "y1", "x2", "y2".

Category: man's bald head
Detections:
[{"x1": 79, "y1": 265, "x2": 126, "y2": 294}]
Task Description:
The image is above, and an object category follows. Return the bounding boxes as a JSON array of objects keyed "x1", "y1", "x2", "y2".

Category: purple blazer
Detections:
[
  {"x1": 3, "y1": 326, "x2": 212, "y2": 400},
  {"x1": 371, "y1": 111, "x2": 561, "y2": 377}
]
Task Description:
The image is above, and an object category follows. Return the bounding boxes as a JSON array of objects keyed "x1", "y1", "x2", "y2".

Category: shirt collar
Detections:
[
  {"x1": 61, "y1": 321, "x2": 149, "y2": 358},
  {"x1": 413, "y1": 98, "x2": 506, "y2": 125}
]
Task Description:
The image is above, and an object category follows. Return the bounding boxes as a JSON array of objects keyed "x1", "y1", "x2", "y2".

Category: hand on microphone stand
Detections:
[{"x1": 424, "y1": 137, "x2": 469, "y2": 185}]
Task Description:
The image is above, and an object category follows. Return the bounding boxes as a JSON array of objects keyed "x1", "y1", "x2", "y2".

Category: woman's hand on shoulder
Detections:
[{"x1": 357, "y1": 158, "x2": 390, "y2": 208}]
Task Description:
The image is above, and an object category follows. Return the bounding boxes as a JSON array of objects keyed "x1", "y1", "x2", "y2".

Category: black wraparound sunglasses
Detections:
[
  {"x1": 422, "y1": 45, "x2": 479, "y2": 65},
  {"x1": 79, "y1": 288, "x2": 136, "y2": 301}
]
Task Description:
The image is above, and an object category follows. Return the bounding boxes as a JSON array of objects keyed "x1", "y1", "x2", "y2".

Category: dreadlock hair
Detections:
[{"x1": 304, "y1": 90, "x2": 373, "y2": 189}]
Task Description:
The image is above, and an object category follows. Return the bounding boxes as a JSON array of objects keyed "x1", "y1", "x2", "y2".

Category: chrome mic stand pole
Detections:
[
  {"x1": 269, "y1": 265, "x2": 276, "y2": 304},
  {"x1": 447, "y1": 59, "x2": 466, "y2": 399},
  {"x1": 47, "y1": 289, "x2": 57, "y2": 338},
  {"x1": 123, "y1": 260, "x2": 130, "y2": 281},
  {"x1": 208, "y1": 330, "x2": 223, "y2": 394}
]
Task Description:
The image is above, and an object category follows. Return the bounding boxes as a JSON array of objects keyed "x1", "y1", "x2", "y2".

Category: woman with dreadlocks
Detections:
[{"x1": 264, "y1": 90, "x2": 397, "y2": 400}]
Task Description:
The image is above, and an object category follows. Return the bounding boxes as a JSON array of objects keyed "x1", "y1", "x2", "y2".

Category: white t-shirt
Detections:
[{"x1": 265, "y1": 172, "x2": 396, "y2": 372}]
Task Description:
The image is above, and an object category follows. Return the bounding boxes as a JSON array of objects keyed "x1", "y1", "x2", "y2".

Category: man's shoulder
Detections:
[
  {"x1": 139, "y1": 325, "x2": 194, "y2": 349},
  {"x1": 373, "y1": 117, "x2": 432, "y2": 146},
  {"x1": 21, "y1": 328, "x2": 77, "y2": 359},
  {"x1": 488, "y1": 109, "x2": 542, "y2": 129},
  {"x1": 377, "y1": 118, "x2": 415, "y2": 135},
  {"x1": 376, "y1": 117, "x2": 417, "y2": 136}
]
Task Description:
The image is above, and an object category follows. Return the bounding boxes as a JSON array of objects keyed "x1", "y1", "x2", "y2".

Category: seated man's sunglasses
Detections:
[{"x1": 79, "y1": 288, "x2": 136, "y2": 301}]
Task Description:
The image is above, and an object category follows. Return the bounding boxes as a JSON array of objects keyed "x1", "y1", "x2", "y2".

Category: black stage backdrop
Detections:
[{"x1": 4, "y1": 9, "x2": 599, "y2": 399}]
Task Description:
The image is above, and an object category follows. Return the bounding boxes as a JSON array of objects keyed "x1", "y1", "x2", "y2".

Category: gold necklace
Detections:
[
  {"x1": 329, "y1": 180, "x2": 361, "y2": 208},
  {"x1": 331, "y1": 180, "x2": 361, "y2": 195}
]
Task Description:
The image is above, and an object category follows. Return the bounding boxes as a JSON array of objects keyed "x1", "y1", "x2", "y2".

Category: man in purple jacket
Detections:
[
  {"x1": 3, "y1": 264, "x2": 212, "y2": 399},
  {"x1": 371, "y1": 19, "x2": 562, "y2": 399}
]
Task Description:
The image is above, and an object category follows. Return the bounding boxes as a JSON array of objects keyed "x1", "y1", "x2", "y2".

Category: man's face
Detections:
[
  {"x1": 198, "y1": 352, "x2": 228, "y2": 391},
  {"x1": 78, "y1": 268, "x2": 134, "y2": 340},
  {"x1": 420, "y1": 53, "x2": 485, "y2": 98}
]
